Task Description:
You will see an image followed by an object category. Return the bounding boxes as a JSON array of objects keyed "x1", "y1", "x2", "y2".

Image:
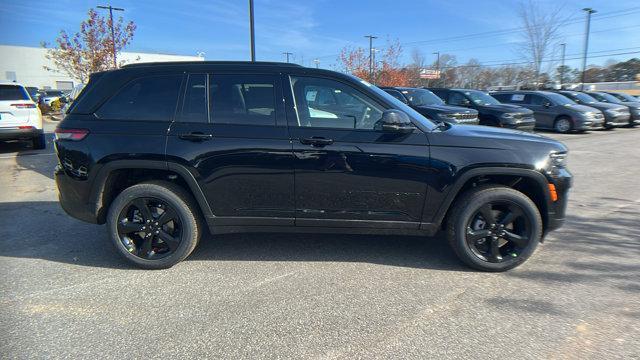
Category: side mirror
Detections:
[
  {"x1": 543, "y1": 101, "x2": 551, "y2": 108},
  {"x1": 374, "y1": 109, "x2": 415, "y2": 133},
  {"x1": 461, "y1": 98, "x2": 471, "y2": 107}
]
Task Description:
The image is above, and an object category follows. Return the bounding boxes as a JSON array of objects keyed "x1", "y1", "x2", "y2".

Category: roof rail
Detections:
[{"x1": 121, "y1": 61, "x2": 303, "y2": 68}]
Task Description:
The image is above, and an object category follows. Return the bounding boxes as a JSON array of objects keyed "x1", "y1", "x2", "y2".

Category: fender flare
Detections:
[
  {"x1": 89, "y1": 160, "x2": 213, "y2": 223},
  {"x1": 430, "y1": 166, "x2": 551, "y2": 227}
]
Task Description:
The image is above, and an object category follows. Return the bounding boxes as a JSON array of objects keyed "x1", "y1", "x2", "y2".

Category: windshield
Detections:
[
  {"x1": 568, "y1": 92, "x2": 597, "y2": 104},
  {"x1": 401, "y1": 88, "x2": 444, "y2": 106},
  {"x1": 591, "y1": 92, "x2": 622, "y2": 104},
  {"x1": 611, "y1": 92, "x2": 638, "y2": 102},
  {"x1": 545, "y1": 92, "x2": 574, "y2": 106},
  {"x1": 348, "y1": 75, "x2": 436, "y2": 130},
  {"x1": 464, "y1": 90, "x2": 500, "y2": 105}
]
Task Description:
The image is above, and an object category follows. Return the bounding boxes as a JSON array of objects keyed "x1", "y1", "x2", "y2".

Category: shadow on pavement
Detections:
[
  {"x1": 1, "y1": 133, "x2": 56, "y2": 180},
  {"x1": 0, "y1": 201, "x2": 466, "y2": 272}
]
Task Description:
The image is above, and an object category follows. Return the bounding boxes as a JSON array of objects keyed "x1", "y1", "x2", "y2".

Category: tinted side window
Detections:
[
  {"x1": 430, "y1": 89, "x2": 447, "y2": 100},
  {"x1": 528, "y1": 94, "x2": 547, "y2": 106},
  {"x1": 384, "y1": 89, "x2": 407, "y2": 103},
  {"x1": 290, "y1": 76, "x2": 384, "y2": 130},
  {"x1": 97, "y1": 75, "x2": 182, "y2": 121},
  {"x1": 448, "y1": 92, "x2": 467, "y2": 106},
  {"x1": 496, "y1": 93, "x2": 528, "y2": 104},
  {"x1": 209, "y1": 74, "x2": 276, "y2": 126},
  {"x1": 180, "y1": 74, "x2": 208, "y2": 123}
]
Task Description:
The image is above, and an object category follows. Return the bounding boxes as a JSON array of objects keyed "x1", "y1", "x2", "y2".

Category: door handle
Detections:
[
  {"x1": 178, "y1": 132, "x2": 213, "y2": 141},
  {"x1": 300, "y1": 137, "x2": 334, "y2": 147}
]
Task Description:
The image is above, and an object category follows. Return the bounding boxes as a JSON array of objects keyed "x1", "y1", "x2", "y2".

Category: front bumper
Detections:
[
  {"x1": 504, "y1": 119, "x2": 536, "y2": 131},
  {"x1": 574, "y1": 118, "x2": 605, "y2": 131},
  {"x1": 545, "y1": 168, "x2": 572, "y2": 234},
  {"x1": 0, "y1": 127, "x2": 43, "y2": 141}
]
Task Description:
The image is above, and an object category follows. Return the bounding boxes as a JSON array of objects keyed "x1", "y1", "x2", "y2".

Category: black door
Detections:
[
  {"x1": 166, "y1": 73, "x2": 295, "y2": 226},
  {"x1": 285, "y1": 75, "x2": 431, "y2": 228}
]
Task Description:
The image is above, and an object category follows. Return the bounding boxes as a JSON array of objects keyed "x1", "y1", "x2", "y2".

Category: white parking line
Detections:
[{"x1": 0, "y1": 153, "x2": 56, "y2": 159}]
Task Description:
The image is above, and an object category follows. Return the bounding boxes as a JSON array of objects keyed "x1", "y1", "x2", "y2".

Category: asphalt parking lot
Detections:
[{"x1": 1, "y1": 122, "x2": 639, "y2": 359}]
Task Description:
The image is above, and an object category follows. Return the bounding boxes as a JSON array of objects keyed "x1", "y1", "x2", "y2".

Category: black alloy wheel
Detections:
[
  {"x1": 465, "y1": 201, "x2": 532, "y2": 263},
  {"x1": 116, "y1": 197, "x2": 183, "y2": 259}
]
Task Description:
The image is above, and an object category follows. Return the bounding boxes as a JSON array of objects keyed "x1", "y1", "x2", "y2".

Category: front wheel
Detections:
[
  {"x1": 106, "y1": 181, "x2": 202, "y2": 269},
  {"x1": 554, "y1": 117, "x2": 573, "y2": 133},
  {"x1": 446, "y1": 186, "x2": 542, "y2": 272}
]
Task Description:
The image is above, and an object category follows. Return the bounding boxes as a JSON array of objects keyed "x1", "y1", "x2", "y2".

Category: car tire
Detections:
[
  {"x1": 446, "y1": 185, "x2": 542, "y2": 272},
  {"x1": 32, "y1": 133, "x2": 46, "y2": 150},
  {"x1": 106, "y1": 181, "x2": 202, "y2": 269},
  {"x1": 554, "y1": 117, "x2": 573, "y2": 133}
]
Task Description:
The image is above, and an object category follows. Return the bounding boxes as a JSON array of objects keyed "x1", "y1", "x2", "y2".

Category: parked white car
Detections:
[{"x1": 0, "y1": 82, "x2": 46, "y2": 149}]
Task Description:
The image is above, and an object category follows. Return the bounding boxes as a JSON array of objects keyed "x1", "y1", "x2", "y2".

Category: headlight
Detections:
[
  {"x1": 549, "y1": 151, "x2": 567, "y2": 168},
  {"x1": 537, "y1": 151, "x2": 567, "y2": 176},
  {"x1": 501, "y1": 113, "x2": 518, "y2": 119},
  {"x1": 439, "y1": 113, "x2": 457, "y2": 120}
]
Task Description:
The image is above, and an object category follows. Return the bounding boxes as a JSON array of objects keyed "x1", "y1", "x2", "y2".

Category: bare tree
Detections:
[{"x1": 517, "y1": 0, "x2": 564, "y2": 89}]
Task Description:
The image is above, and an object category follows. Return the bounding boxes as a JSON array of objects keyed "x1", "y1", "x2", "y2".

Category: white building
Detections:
[{"x1": 0, "y1": 45, "x2": 203, "y2": 90}]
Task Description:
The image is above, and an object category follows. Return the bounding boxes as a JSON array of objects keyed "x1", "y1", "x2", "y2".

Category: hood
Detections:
[
  {"x1": 582, "y1": 102, "x2": 627, "y2": 111},
  {"x1": 477, "y1": 103, "x2": 533, "y2": 114},
  {"x1": 414, "y1": 104, "x2": 478, "y2": 115},
  {"x1": 429, "y1": 124, "x2": 567, "y2": 153},
  {"x1": 563, "y1": 103, "x2": 601, "y2": 113},
  {"x1": 621, "y1": 101, "x2": 640, "y2": 109}
]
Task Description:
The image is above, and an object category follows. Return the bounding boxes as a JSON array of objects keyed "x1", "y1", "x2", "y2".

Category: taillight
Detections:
[
  {"x1": 11, "y1": 103, "x2": 37, "y2": 109},
  {"x1": 55, "y1": 128, "x2": 89, "y2": 141},
  {"x1": 18, "y1": 126, "x2": 34, "y2": 129}
]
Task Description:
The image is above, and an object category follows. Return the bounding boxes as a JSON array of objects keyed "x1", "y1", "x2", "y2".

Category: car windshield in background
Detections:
[
  {"x1": 401, "y1": 89, "x2": 444, "y2": 106},
  {"x1": 592, "y1": 92, "x2": 623, "y2": 103},
  {"x1": 569, "y1": 92, "x2": 597, "y2": 104},
  {"x1": 546, "y1": 92, "x2": 574, "y2": 106},
  {"x1": 0, "y1": 85, "x2": 30, "y2": 100},
  {"x1": 612, "y1": 92, "x2": 638, "y2": 102},
  {"x1": 43, "y1": 90, "x2": 64, "y2": 97},
  {"x1": 464, "y1": 90, "x2": 501, "y2": 105},
  {"x1": 349, "y1": 77, "x2": 436, "y2": 130}
]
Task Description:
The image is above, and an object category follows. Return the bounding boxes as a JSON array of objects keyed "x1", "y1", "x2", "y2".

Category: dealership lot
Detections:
[{"x1": 1, "y1": 123, "x2": 639, "y2": 358}]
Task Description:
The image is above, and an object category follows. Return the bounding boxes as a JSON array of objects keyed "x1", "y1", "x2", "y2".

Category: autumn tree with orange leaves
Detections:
[
  {"x1": 337, "y1": 39, "x2": 410, "y2": 87},
  {"x1": 41, "y1": 9, "x2": 136, "y2": 83}
]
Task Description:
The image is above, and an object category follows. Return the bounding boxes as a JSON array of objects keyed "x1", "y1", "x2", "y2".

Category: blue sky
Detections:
[{"x1": 1, "y1": 0, "x2": 639, "y2": 71}]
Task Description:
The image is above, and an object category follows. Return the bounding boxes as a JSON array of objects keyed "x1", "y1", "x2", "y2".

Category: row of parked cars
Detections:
[{"x1": 382, "y1": 86, "x2": 640, "y2": 133}]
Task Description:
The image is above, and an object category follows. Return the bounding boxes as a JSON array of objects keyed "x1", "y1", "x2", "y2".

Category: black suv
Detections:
[
  {"x1": 428, "y1": 88, "x2": 535, "y2": 131},
  {"x1": 380, "y1": 87, "x2": 479, "y2": 125},
  {"x1": 55, "y1": 62, "x2": 571, "y2": 271}
]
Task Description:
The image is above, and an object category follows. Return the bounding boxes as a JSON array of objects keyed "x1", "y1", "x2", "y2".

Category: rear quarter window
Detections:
[{"x1": 96, "y1": 75, "x2": 183, "y2": 121}]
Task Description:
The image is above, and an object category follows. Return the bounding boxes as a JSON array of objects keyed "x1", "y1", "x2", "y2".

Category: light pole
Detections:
[
  {"x1": 580, "y1": 8, "x2": 596, "y2": 90},
  {"x1": 313, "y1": 58, "x2": 320, "y2": 68},
  {"x1": 559, "y1": 43, "x2": 566, "y2": 88},
  {"x1": 249, "y1": 0, "x2": 256, "y2": 61},
  {"x1": 433, "y1": 51, "x2": 441, "y2": 86},
  {"x1": 364, "y1": 35, "x2": 377, "y2": 81},
  {"x1": 97, "y1": 5, "x2": 124, "y2": 68},
  {"x1": 283, "y1": 52, "x2": 292, "y2": 63}
]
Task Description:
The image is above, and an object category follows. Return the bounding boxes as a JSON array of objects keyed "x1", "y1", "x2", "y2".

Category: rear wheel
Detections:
[
  {"x1": 32, "y1": 133, "x2": 46, "y2": 150},
  {"x1": 446, "y1": 185, "x2": 542, "y2": 272},
  {"x1": 106, "y1": 181, "x2": 202, "y2": 269},
  {"x1": 554, "y1": 117, "x2": 573, "y2": 133}
]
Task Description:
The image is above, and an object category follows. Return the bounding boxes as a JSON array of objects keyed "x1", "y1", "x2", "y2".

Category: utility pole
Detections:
[
  {"x1": 559, "y1": 43, "x2": 566, "y2": 88},
  {"x1": 364, "y1": 35, "x2": 377, "y2": 81},
  {"x1": 371, "y1": 48, "x2": 379, "y2": 84},
  {"x1": 283, "y1": 52, "x2": 292, "y2": 63},
  {"x1": 248, "y1": 0, "x2": 256, "y2": 61},
  {"x1": 97, "y1": 5, "x2": 124, "y2": 68},
  {"x1": 433, "y1": 51, "x2": 441, "y2": 87},
  {"x1": 580, "y1": 8, "x2": 596, "y2": 91},
  {"x1": 313, "y1": 58, "x2": 320, "y2": 68}
]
